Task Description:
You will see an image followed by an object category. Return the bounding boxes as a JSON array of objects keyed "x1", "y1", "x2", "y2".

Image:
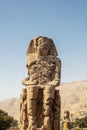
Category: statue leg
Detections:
[
  {"x1": 27, "y1": 86, "x2": 39, "y2": 130},
  {"x1": 42, "y1": 86, "x2": 55, "y2": 130},
  {"x1": 53, "y1": 90, "x2": 61, "y2": 130},
  {"x1": 20, "y1": 89, "x2": 28, "y2": 130}
]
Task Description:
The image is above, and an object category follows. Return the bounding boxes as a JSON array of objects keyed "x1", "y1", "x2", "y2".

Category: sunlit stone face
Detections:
[{"x1": 36, "y1": 37, "x2": 49, "y2": 57}]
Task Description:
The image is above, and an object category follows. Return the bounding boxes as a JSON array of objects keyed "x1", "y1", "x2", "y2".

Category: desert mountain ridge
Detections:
[
  {"x1": 59, "y1": 80, "x2": 87, "y2": 116},
  {"x1": 0, "y1": 80, "x2": 87, "y2": 120}
]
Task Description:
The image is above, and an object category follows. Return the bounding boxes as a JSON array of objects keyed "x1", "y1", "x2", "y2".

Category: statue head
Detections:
[
  {"x1": 64, "y1": 110, "x2": 70, "y2": 119},
  {"x1": 27, "y1": 36, "x2": 58, "y2": 57}
]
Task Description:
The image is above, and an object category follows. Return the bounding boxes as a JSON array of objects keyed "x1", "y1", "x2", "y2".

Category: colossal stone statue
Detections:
[{"x1": 20, "y1": 36, "x2": 61, "y2": 130}]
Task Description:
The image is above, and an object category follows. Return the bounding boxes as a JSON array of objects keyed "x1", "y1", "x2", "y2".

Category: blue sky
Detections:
[{"x1": 0, "y1": 0, "x2": 87, "y2": 100}]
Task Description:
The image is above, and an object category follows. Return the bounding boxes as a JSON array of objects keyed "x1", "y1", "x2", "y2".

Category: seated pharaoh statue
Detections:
[{"x1": 20, "y1": 36, "x2": 61, "y2": 130}]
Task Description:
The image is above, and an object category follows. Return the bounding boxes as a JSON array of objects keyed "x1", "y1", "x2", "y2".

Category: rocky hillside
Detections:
[
  {"x1": 0, "y1": 80, "x2": 87, "y2": 120},
  {"x1": 59, "y1": 80, "x2": 87, "y2": 116}
]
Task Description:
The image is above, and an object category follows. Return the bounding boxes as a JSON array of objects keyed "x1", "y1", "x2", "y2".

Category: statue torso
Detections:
[{"x1": 29, "y1": 57, "x2": 56, "y2": 85}]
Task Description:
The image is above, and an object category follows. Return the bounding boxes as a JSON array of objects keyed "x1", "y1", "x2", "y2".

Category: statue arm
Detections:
[
  {"x1": 48, "y1": 58, "x2": 61, "y2": 86},
  {"x1": 55, "y1": 58, "x2": 61, "y2": 84},
  {"x1": 22, "y1": 77, "x2": 30, "y2": 86}
]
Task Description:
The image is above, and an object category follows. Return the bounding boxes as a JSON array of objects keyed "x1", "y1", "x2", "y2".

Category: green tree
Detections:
[
  {"x1": 74, "y1": 116, "x2": 87, "y2": 128},
  {"x1": 81, "y1": 116, "x2": 87, "y2": 127},
  {"x1": 0, "y1": 109, "x2": 16, "y2": 130},
  {"x1": 74, "y1": 118, "x2": 80, "y2": 127}
]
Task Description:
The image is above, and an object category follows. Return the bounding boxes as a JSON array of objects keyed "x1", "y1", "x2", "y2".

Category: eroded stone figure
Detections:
[
  {"x1": 63, "y1": 111, "x2": 70, "y2": 130},
  {"x1": 20, "y1": 36, "x2": 61, "y2": 130}
]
